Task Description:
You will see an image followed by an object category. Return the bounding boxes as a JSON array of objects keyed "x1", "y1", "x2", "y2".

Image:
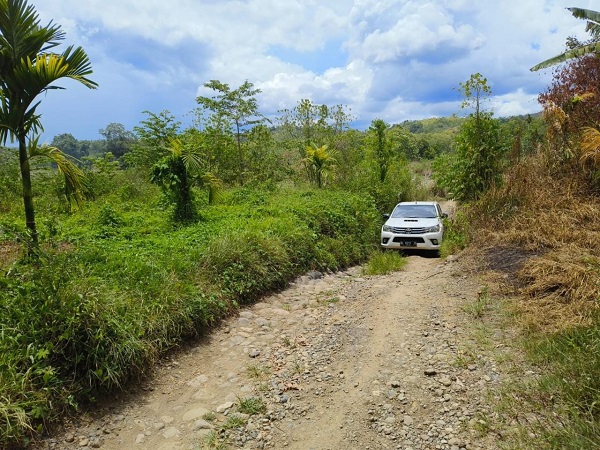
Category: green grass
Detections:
[
  {"x1": 237, "y1": 396, "x2": 267, "y2": 415},
  {"x1": 504, "y1": 317, "x2": 600, "y2": 449},
  {"x1": 245, "y1": 364, "x2": 271, "y2": 380},
  {"x1": 362, "y1": 250, "x2": 407, "y2": 275},
  {"x1": 221, "y1": 416, "x2": 246, "y2": 430},
  {"x1": 197, "y1": 431, "x2": 230, "y2": 450},
  {"x1": 461, "y1": 286, "x2": 491, "y2": 319}
]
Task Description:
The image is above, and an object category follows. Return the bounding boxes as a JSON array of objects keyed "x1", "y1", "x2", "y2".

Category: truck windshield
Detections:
[{"x1": 391, "y1": 205, "x2": 437, "y2": 219}]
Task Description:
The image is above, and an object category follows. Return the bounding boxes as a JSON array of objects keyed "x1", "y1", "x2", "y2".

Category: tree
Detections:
[
  {"x1": 367, "y1": 119, "x2": 392, "y2": 183},
  {"x1": 277, "y1": 99, "x2": 346, "y2": 151},
  {"x1": 531, "y1": 8, "x2": 600, "y2": 71},
  {"x1": 539, "y1": 50, "x2": 600, "y2": 145},
  {"x1": 0, "y1": 0, "x2": 97, "y2": 252},
  {"x1": 51, "y1": 133, "x2": 86, "y2": 159},
  {"x1": 433, "y1": 74, "x2": 503, "y2": 201},
  {"x1": 99, "y1": 123, "x2": 136, "y2": 159},
  {"x1": 244, "y1": 124, "x2": 286, "y2": 183},
  {"x1": 151, "y1": 138, "x2": 222, "y2": 224},
  {"x1": 127, "y1": 110, "x2": 181, "y2": 168},
  {"x1": 196, "y1": 80, "x2": 266, "y2": 186},
  {"x1": 304, "y1": 144, "x2": 337, "y2": 188}
]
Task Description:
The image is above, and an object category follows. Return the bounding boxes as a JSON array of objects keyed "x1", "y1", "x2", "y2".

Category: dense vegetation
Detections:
[
  {"x1": 2, "y1": 1, "x2": 600, "y2": 448},
  {"x1": 0, "y1": 175, "x2": 381, "y2": 445}
]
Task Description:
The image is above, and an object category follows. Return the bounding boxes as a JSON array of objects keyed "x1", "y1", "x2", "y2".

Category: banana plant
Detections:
[{"x1": 531, "y1": 8, "x2": 600, "y2": 71}]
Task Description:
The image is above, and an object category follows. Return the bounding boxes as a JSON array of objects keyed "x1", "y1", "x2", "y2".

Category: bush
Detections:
[{"x1": 440, "y1": 211, "x2": 470, "y2": 258}]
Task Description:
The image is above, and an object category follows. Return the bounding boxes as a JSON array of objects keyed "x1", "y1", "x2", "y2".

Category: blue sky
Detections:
[{"x1": 34, "y1": 0, "x2": 596, "y2": 142}]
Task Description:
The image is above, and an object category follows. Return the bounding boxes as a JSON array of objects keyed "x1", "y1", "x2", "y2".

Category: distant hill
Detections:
[{"x1": 397, "y1": 116, "x2": 464, "y2": 135}]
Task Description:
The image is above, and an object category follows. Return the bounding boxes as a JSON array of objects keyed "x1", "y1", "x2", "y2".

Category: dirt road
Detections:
[{"x1": 42, "y1": 254, "x2": 505, "y2": 450}]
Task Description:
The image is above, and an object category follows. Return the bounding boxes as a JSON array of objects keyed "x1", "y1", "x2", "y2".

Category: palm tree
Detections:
[
  {"x1": 304, "y1": 144, "x2": 337, "y2": 188},
  {"x1": 151, "y1": 138, "x2": 222, "y2": 224},
  {"x1": 531, "y1": 8, "x2": 600, "y2": 71},
  {"x1": 0, "y1": 0, "x2": 97, "y2": 253}
]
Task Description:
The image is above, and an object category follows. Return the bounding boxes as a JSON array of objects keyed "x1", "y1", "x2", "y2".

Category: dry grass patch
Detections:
[
  {"x1": 0, "y1": 241, "x2": 20, "y2": 269},
  {"x1": 470, "y1": 152, "x2": 600, "y2": 332},
  {"x1": 517, "y1": 246, "x2": 600, "y2": 332}
]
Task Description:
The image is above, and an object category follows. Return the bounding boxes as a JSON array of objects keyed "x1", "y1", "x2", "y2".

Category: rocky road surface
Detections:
[{"x1": 41, "y1": 253, "x2": 509, "y2": 450}]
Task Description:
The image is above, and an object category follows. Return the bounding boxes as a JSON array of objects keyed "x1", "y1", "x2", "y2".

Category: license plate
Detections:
[{"x1": 399, "y1": 241, "x2": 417, "y2": 247}]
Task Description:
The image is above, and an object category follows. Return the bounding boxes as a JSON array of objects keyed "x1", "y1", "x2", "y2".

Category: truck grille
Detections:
[{"x1": 391, "y1": 227, "x2": 427, "y2": 234}]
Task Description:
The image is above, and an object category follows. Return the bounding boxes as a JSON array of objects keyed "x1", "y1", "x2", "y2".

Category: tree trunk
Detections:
[
  {"x1": 236, "y1": 122, "x2": 244, "y2": 186},
  {"x1": 18, "y1": 135, "x2": 38, "y2": 255}
]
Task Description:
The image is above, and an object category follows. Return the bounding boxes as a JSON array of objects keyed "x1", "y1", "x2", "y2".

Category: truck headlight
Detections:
[
  {"x1": 382, "y1": 225, "x2": 393, "y2": 232},
  {"x1": 424, "y1": 224, "x2": 440, "y2": 233}
]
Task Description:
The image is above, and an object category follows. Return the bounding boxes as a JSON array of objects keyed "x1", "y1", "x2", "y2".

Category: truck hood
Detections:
[{"x1": 384, "y1": 217, "x2": 440, "y2": 228}]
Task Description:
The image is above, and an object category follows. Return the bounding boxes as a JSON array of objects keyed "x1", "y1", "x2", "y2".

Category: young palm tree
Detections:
[
  {"x1": 0, "y1": 0, "x2": 97, "y2": 253},
  {"x1": 304, "y1": 144, "x2": 337, "y2": 188},
  {"x1": 151, "y1": 138, "x2": 222, "y2": 224},
  {"x1": 531, "y1": 8, "x2": 600, "y2": 71}
]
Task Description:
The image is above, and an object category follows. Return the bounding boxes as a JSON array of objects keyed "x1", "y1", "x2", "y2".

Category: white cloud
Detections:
[
  {"x1": 33, "y1": 0, "x2": 599, "y2": 140},
  {"x1": 492, "y1": 89, "x2": 541, "y2": 117},
  {"x1": 349, "y1": 1, "x2": 485, "y2": 63}
]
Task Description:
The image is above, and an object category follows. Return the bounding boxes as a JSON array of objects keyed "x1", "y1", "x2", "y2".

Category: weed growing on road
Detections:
[
  {"x1": 292, "y1": 360, "x2": 304, "y2": 375},
  {"x1": 246, "y1": 364, "x2": 271, "y2": 380},
  {"x1": 462, "y1": 286, "x2": 491, "y2": 319},
  {"x1": 202, "y1": 411, "x2": 216, "y2": 422},
  {"x1": 453, "y1": 347, "x2": 477, "y2": 369},
  {"x1": 198, "y1": 430, "x2": 229, "y2": 449},
  {"x1": 363, "y1": 250, "x2": 407, "y2": 275},
  {"x1": 237, "y1": 396, "x2": 267, "y2": 415},
  {"x1": 317, "y1": 293, "x2": 340, "y2": 306},
  {"x1": 282, "y1": 335, "x2": 294, "y2": 347},
  {"x1": 221, "y1": 415, "x2": 247, "y2": 430}
]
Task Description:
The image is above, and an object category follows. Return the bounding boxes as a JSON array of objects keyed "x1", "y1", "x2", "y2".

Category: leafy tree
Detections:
[
  {"x1": 245, "y1": 124, "x2": 287, "y2": 183},
  {"x1": 127, "y1": 110, "x2": 181, "y2": 168},
  {"x1": 388, "y1": 125, "x2": 418, "y2": 160},
  {"x1": 50, "y1": 133, "x2": 85, "y2": 159},
  {"x1": 277, "y1": 99, "x2": 353, "y2": 150},
  {"x1": 99, "y1": 123, "x2": 136, "y2": 159},
  {"x1": 0, "y1": 0, "x2": 97, "y2": 252},
  {"x1": 196, "y1": 80, "x2": 266, "y2": 185},
  {"x1": 276, "y1": 99, "x2": 354, "y2": 185},
  {"x1": 189, "y1": 107, "x2": 237, "y2": 182},
  {"x1": 433, "y1": 73, "x2": 503, "y2": 201},
  {"x1": 278, "y1": 99, "x2": 329, "y2": 149},
  {"x1": 531, "y1": 8, "x2": 600, "y2": 71},
  {"x1": 367, "y1": 119, "x2": 392, "y2": 183}
]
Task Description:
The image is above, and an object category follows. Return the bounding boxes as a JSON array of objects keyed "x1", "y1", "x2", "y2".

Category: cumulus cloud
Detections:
[
  {"x1": 349, "y1": 1, "x2": 485, "y2": 64},
  {"x1": 34, "y1": 0, "x2": 597, "y2": 140}
]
